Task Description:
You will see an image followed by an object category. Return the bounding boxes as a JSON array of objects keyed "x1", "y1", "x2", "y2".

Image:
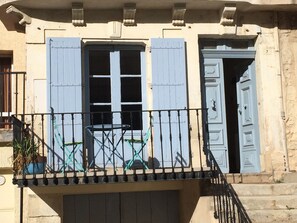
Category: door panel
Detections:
[
  {"x1": 237, "y1": 60, "x2": 260, "y2": 173},
  {"x1": 203, "y1": 58, "x2": 229, "y2": 173}
]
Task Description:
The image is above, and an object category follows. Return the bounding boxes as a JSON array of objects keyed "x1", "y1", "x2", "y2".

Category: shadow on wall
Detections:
[
  {"x1": 0, "y1": 7, "x2": 25, "y2": 32},
  {"x1": 179, "y1": 180, "x2": 212, "y2": 223}
]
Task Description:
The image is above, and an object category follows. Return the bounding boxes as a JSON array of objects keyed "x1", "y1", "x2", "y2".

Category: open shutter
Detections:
[
  {"x1": 47, "y1": 37, "x2": 83, "y2": 171},
  {"x1": 151, "y1": 38, "x2": 189, "y2": 167}
]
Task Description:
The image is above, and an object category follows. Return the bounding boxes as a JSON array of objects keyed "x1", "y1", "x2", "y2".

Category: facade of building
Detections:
[{"x1": 1, "y1": 0, "x2": 297, "y2": 222}]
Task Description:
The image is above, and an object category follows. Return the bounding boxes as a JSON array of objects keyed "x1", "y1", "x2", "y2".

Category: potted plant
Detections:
[{"x1": 12, "y1": 134, "x2": 46, "y2": 175}]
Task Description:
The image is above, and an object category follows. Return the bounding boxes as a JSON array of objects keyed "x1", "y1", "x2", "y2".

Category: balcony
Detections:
[{"x1": 12, "y1": 108, "x2": 212, "y2": 187}]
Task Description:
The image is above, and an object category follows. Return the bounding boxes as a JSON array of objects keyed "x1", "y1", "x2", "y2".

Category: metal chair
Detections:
[
  {"x1": 124, "y1": 128, "x2": 150, "y2": 170},
  {"x1": 51, "y1": 108, "x2": 84, "y2": 172}
]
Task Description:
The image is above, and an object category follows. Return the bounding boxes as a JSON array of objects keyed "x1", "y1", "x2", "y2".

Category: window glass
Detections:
[
  {"x1": 122, "y1": 104, "x2": 142, "y2": 130},
  {"x1": 89, "y1": 50, "x2": 110, "y2": 76},
  {"x1": 120, "y1": 50, "x2": 141, "y2": 75},
  {"x1": 90, "y1": 77, "x2": 111, "y2": 103},
  {"x1": 87, "y1": 46, "x2": 143, "y2": 128},
  {"x1": 121, "y1": 77, "x2": 141, "y2": 102},
  {"x1": 90, "y1": 105, "x2": 112, "y2": 124}
]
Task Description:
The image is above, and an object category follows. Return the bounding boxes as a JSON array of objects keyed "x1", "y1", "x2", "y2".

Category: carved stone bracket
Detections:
[
  {"x1": 172, "y1": 3, "x2": 186, "y2": 26},
  {"x1": 123, "y1": 3, "x2": 136, "y2": 26},
  {"x1": 220, "y1": 4, "x2": 237, "y2": 26},
  {"x1": 72, "y1": 2, "x2": 84, "y2": 26},
  {"x1": 6, "y1": 5, "x2": 32, "y2": 25}
]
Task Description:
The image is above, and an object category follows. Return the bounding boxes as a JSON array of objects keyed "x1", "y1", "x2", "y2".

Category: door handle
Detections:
[
  {"x1": 211, "y1": 99, "x2": 216, "y2": 111},
  {"x1": 238, "y1": 104, "x2": 242, "y2": 115}
]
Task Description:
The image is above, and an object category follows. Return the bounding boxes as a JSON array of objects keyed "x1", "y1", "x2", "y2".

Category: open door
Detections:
[
  {"x1": 202, "y1": 55, "x2": 260, "y2": 173},
  {"x1": 202, "y1": 58, "x2": 229, "y2": 173},
  {"x1": 236, "y1": 60, "x2": 260, "y2": 173}
]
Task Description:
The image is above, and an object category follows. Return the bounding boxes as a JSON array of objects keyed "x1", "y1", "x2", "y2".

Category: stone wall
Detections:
[{"x1": 279, "y1": 12, "x2": 297, "y2": 172}]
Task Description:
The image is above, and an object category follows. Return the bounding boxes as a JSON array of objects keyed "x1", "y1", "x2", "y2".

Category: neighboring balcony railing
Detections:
[
  {"x1": 12, "y1": 108, "x2": 210, "y2": 186},
  {"x1": 0, "y1": 71, "x2": 26, "y2": 129}
]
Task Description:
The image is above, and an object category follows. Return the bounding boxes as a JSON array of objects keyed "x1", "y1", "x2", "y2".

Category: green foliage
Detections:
[{"x1": 12, "y1": 136, "x2": 40, "y2": 174}]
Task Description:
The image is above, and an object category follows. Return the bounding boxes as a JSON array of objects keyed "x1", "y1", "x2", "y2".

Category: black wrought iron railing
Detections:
[
  {"x1": 12, "y1": 108, "x2": 209, "y2": 183},
  {"x1": 206, "y1": 150, "x2": 252, "y2": 223},
  {"x1": 0, "y1": 71, "x2": 26, "y2": 128}
]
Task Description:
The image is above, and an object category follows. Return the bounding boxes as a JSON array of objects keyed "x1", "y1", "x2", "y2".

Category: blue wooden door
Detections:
[
  {"x1": 203, "y1": 58, "x2": 229, "y2": 173},
  {"x1": 237, "y1": 60, "x2": 260, "y2": 173},
  {"x1": 47, "y1": 37, "x2": 83, "y2": 171},
  {"x1": 151, "y1": 38, "x2": 189, "y2": 168}
]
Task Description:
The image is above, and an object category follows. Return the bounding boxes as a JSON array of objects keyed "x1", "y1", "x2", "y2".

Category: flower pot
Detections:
[{"x1": 24, "y1": 162, "x2": 45, "y2": 174}]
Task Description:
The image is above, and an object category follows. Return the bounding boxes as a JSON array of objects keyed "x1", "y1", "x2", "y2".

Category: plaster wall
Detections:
[
  {"x1": 0, "y1": 8, "x2": 25, "y2": 223},
  {"x1": 0, "y1": 174, "x2": 16, "y2": 223}
]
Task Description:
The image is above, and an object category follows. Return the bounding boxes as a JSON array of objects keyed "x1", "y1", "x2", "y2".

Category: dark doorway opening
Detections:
[{"x1": 223, "y1": 58, "x2": 253, "y2": 173}]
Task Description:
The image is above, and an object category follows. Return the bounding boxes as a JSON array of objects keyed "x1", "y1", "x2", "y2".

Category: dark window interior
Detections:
[{"x1": 87, "y1": 47, "x2": 143, "y2": 129}]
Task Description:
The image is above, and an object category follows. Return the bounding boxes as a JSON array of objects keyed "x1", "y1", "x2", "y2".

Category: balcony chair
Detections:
[
  {"x1": 51, "y1": 108, "x2": 84, "y2": 172},
  {"x1": 124, "y1": 127, "x2": 150, "y2": 170}
]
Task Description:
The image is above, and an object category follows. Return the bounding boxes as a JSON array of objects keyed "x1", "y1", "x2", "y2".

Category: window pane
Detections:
[
  {"x1": 90, "y1": 77, "x2": 111, "y2": 103},
  {"x1": 121, "y1": 77, "x2": 141, "y2": 102},
  {"x1": 89, "y1": 50, "x2": 110, "y2": 75},
  {"x1": 120, "y1": 50, "x2": 141, "y2": 75},
  {"x1": 90, "y1": 105, "x2": 112, "y2": 124},
  {"x1": 122, "y1": 105, "x2": 142, "y2": 130}
]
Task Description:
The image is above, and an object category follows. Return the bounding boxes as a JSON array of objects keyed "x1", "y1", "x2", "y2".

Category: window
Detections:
[
  {"x1": 0, "y1": 57, "x2": 12, "y2": 128},
  {"x1": 85, "y1": 45, "x2": 145, "y2": 130}
]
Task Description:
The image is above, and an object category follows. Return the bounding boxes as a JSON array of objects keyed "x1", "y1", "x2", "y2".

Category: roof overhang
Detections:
[{"x1": 1, "y1": 0, "x2": 297, "y2": 11}]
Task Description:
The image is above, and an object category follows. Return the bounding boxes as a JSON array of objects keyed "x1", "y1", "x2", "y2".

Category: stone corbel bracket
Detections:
[
  {"x1": 172, "y1": 3, "x2": 186, "y2": 26},
  {"x1": 6, "y1": 5, "x2": 31, "y2": 25},
  {"x1": 123, "y1": 3, "x2": 136, "y2": 26},
  {"x1": 220, "y1": 4, "x2": 237, "y2": 26},
  {"x1": 72, "y1": 2, "x2": 84, "y2": 26}
]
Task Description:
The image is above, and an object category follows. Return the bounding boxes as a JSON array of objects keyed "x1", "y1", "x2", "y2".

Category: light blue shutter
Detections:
[
  {"x1": 47, "y1": 37, "x2": 82, "y2": 171},
  {"x1": 151, "y1": 38, "x2": 189, "y2": 167}
]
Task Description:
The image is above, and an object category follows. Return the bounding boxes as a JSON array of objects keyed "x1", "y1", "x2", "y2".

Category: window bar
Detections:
[
  {"x1": 15, "y1": 72, "x2": 18, "y2": 115},
  {"x1": 81, "y1": 113, "x2": 86, "y2": 171},
  {"x1": 22, "y1": 73, "x2": 25, "y2": 116},
  {"x1": 111, "y1": 112, "x2": 117, "y2": 180},
  {"x1": 30, "y1": 114, "x2": 35, "y2": 175},
  {"x1": 90, "y1": 112, "x2": 96, "y2": 170},
  {"x1": 41, "y1": 114, "x2": 46, "y2": 177},
  {"x1": 51, "y1": 111, "x2": 55, "y2": 173},
  {"x1": 100, "y1": 112, "x2": 106, "y2": 172},
  {"x1": 196, "y1": 109, "x2": 203, "y2": 170},
  {"x1": 225, "y1": 190, "x2": 231, "y2": 222},
  {"x1": 168, "y1": 110, "x2": 174, "y2": 173},
  {"x1": 141, "y1": 110, "x2": 146, "y2": 173},
  {"x1": 187, "y1": 109, "x2": 193, "y2": 172},
  {"x1": 149, "y1": 111, "x2": 155, "y2": 173},
  {"x1": 120, "y1": 111, "x2": 124, "y2": 171},
  {"x1": 231, "y1": 195, "x2": 236, "y2": 223},
  {"x1": 158, "y1": 111, "x2": 165, "y2": 173},
  {"x1": 177, "y1": 110, "x2": 184, "y2": 172},
  {"x1": 71, "y1": 113, "x2": 76, "y2": 173},
  {"x1": 61, "y1": 114, "x2": 66, "y2": 174},
  {"x1": 138, "y1": 110, "x2": 145, "y2": 172}
]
